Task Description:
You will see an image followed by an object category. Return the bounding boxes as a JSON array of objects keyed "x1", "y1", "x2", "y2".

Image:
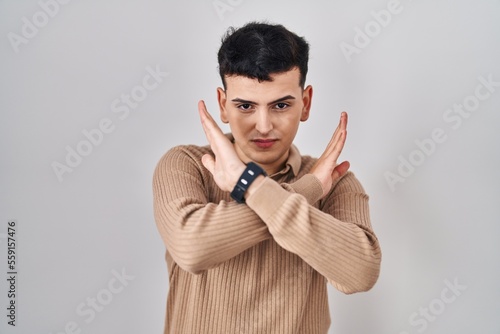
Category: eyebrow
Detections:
[{"x1": 231, "y1": 95, "x2": 296, "y2": 106}]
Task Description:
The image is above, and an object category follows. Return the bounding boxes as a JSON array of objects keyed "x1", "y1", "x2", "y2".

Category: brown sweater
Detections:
[{"x1": 152, "y1": 137, "x2": 381, "y2": 334}]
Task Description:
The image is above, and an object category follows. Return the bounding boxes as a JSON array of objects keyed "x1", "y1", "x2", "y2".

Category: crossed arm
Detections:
[
  {"x1": 198, "y1": 100, "x2": 350, "y2": 199},
  {"x1": 152, "y1": 101, "x2": 381, "y2": 293}
]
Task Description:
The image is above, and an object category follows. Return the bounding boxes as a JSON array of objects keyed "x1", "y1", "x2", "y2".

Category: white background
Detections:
[{"x1": 1, "y1": 0, "x2": 499, "y2": 333}]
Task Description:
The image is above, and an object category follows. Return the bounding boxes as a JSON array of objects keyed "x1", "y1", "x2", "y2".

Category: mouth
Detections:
[{"x1": 252, "y1": 139, "x2": 277, "y2": 149}]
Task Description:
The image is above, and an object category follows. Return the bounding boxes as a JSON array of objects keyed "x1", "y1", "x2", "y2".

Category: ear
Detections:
[
  {"x1": 217, "y1": 87, "x2": 229, "y2": 124},
  {"x1": 300, "y1": 85, "x2": 313, "y2": 122}
]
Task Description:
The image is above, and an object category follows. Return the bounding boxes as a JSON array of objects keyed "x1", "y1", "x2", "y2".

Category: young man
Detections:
[{"x1": 153, "y1": 22, "x2": 381, "y2": 333}]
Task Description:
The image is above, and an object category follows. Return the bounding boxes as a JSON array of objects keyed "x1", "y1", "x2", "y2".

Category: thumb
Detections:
[
  {"x1": 332, "y1": 161, "x2": 350, "y2": 180},
  {"x1": 201, "y1": 154, "x2": 215, "y2": 174}
]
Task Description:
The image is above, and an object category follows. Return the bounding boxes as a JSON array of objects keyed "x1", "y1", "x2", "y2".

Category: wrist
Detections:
[
  {"x1": 230, "y1": 162, "x2": 266, "y2": 203},
  {"x1": 243, "y1": 175, "x2": 265, "y2": 200}
]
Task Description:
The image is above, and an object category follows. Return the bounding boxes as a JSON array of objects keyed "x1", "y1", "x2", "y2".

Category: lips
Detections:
[{"x1": 252, "y1": 139, "x2": 277, "y2": 149}]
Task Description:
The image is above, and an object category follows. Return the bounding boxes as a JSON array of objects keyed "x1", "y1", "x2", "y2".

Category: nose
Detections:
[{"x1": 255, "y1": 109, "x2": 273, "y2": 135}]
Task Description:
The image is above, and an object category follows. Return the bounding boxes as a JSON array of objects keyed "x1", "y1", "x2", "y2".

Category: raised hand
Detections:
[
  {"x1": 309, "y1": 112, "x2": 351, "y2": 198},
  {"x1": 198, "y1": 100, "x2": 246, "y2": 192}
]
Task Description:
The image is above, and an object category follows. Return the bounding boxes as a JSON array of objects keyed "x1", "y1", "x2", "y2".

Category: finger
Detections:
[
  {"x1": 198, "y1": 100, "x2": 212, "y2": 139},
  {"x1": 341, "y1": 111, "x2": 348, "y2": 129},
  {"x1": 327, "y1": 113, "x2": 343, "y2": 145},
  {"x1": 332, "y1": 112, "x2": 348, "y2": 138},
  {"x1": 198, "y1": 100, "x2": 215, "y2": 124},
  {"x1": 324, "y1": 127, "x2": 348, "y2": 162},
  {"x1": 198, "y1": 100, "x2": 224, "y2": 144},
  {"x1": 331, "y1": 160, "x2": 350, "y2": 180},
  {"x1": 201, "y1": 154, "x2": 215, "y2": 174},
  {"x1": 332, "y1": 112, "x2": 348, "y2": 139},
  {"x1": 320, "y1": 130, "x2": 348, "y2": 173},
  {"x1": 324, "y1": 112, "x2": 348, "y2": 155},
  {"x1": 335, "y1": 128, "x2": 348, "y2": 153},
  {"x1": 332, "y1": 112, "x2": 348, "y2": 145}
]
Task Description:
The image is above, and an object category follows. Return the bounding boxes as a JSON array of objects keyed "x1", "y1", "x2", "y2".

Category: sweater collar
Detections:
[
  {"x1": 287, "y1": 144, "x2": 301, "y2": 177},
  {"x1": 225, "y1": 133, "x2": 301, "y2": 177}
]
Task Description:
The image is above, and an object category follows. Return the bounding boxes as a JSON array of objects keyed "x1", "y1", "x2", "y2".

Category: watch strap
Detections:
[{"x1": 230, "y1": 162, "x2": 266, "y2": 203}]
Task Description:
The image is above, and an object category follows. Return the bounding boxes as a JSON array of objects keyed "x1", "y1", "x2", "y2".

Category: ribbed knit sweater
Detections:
[{"x1": 152, "y1": 136, "x2": 381, "y2": 334}]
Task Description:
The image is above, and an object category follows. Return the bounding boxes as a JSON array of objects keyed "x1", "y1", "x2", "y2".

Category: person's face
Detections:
[{"x1": 217, "y1": 67, "x2": 312, "y2": 175}]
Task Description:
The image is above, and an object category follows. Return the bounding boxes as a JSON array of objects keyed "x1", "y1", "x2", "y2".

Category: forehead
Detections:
[{"x1": 224, "y1": 68, "x2": 302, "y2": 100}]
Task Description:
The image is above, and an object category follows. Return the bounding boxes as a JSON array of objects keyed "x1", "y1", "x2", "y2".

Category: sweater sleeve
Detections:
[
  {"x1": 245, "y1": 172, "x2": 381, "y2": 294},
  {"x1": 152, "y1": 147, "x2": 272, "y2": 274}
]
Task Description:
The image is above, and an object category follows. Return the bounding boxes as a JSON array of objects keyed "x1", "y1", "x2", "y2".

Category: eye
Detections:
[
  {"x1": 237, "y1": 103, "x2": 254, "y2": 112},
  {"x1": 274, "y1": 102, "x2": 289, "y2": 110}
]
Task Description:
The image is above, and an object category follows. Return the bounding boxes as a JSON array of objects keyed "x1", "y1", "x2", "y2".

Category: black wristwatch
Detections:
[{"x1": 230, "y1": 162, "x2": 266, "y2": 203}]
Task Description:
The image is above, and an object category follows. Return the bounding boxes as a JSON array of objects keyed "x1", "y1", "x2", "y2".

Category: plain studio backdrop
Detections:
[{"x1": 1, "y1": 0, "x2": 499, "y2": 333}]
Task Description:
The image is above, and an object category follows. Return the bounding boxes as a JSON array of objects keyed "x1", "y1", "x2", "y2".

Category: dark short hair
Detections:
[{"x1": 217, "y1": 21, "x2": 310, "y2": 89}]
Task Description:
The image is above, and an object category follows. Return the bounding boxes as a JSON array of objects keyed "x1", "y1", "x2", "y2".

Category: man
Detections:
[{"x1": 153, "y1": 21, "x2": 381, "y2": 333}]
